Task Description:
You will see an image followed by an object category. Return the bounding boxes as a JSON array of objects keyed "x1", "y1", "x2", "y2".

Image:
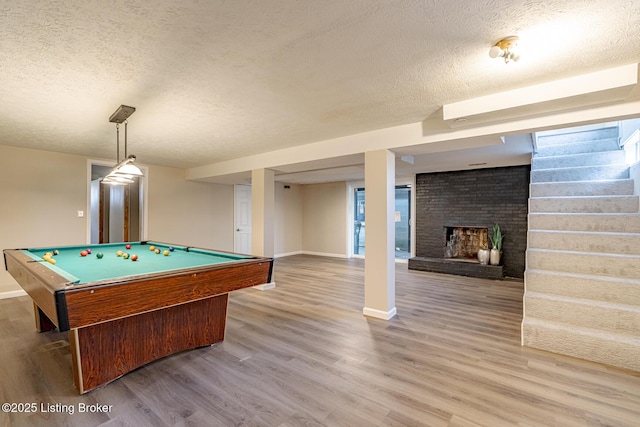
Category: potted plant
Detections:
[{"x1": 489, "y1": 223, "x2": 503, "y2": 265}]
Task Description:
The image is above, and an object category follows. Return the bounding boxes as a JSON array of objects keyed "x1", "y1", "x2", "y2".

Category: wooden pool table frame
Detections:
[{"x1": 3, "y1": 243, "x2": 273, "y2": 394}]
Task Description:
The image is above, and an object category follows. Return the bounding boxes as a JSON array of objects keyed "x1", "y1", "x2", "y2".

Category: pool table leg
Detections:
[
  {"x1": 68, "y1": 293, "x2": 229, "y2": 394},
  {"x1": 33, "y1": 302, "x2": 56, "y2": 332}
]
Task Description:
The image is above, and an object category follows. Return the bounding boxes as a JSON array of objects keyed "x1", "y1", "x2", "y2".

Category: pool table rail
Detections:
[
  {"x1": 3, "y1": 249, "x2": 72, "y2": 330},
  {"x1": 4, "y1": 244, "x2": 274, "y2": 394}
]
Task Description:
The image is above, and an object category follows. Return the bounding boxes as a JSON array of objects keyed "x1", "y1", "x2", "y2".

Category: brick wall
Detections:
[{"x1": 414, "y1": 165, "x2": 530, "y2": 278}]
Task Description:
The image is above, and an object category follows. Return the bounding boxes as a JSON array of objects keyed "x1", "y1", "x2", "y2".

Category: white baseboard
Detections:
[
  {"x1": 0, "y1": 290, "x2": 27, "y2": 300},
  {"x1": 253, "y1": 282, "x2": 276, "y2": 291},
  {"x1": 274, "y1": 251, "x2": 304, "y2": 258},
  {"x1": 300, "y1": 251, "x2": 348, "y2": 258},
  {"x1": 363, "y1": 306, "x2": 397, "y2": 320}
]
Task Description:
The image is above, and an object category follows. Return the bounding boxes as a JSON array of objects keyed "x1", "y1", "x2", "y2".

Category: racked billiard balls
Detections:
[{"x1": 96, "y1": 253, "x2": 104, "y2": 259}]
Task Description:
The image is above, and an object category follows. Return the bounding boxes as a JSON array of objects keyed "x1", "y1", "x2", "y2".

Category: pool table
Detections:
[{"x1": 3, "y1": 241, "x2": 273, "y2": 394}]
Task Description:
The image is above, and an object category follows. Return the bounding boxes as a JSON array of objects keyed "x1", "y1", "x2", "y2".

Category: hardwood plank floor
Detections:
[{"x1": 1, "y1": 255, "x2": 639, "y2": 426}]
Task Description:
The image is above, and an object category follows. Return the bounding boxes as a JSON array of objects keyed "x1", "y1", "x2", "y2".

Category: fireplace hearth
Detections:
[{"x1": 407, "y1": 224, "x2": 503, "y2": 279}]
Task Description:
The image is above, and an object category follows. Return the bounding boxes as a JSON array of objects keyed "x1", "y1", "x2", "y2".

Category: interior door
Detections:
[{"x1": 234, "y1": 184, "x2": 252, "y2": 254}]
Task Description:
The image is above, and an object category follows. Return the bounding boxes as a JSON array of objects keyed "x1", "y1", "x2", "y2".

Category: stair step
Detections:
[
  {"x1": 535, "y1": 138, "x2": 620, "y2": 157},
  {"x1": 522, "y1": 317, "x2": 640, "y2": 372},
  {"x1": 531, "y1": 164, "x2": 629, "y2": 183},
  {"x1": 526, "y1": 248, "x2": 640, "y2": 279},
  {"x1": 529, "y1": 195, "x2": 640, "y2": 213},
  {"x1": 528, "y1": 230, "x2": 640, "y2": 255},
  {"x1": 525, "y1": 269, "x2": 640, "y2": 306},
  {"x1": 536, "y1": 127, "x2": 618, "y2": 146},
  {"x1": 531, "y1": 150, "x2": 625, "y2": 170},
  {"x1": 528, "y1": 213, "x2": 640, "y2": 232},
  {"x1": 530, "y1": 179, "x2": 634, "y2": 197},
  {"x1": 524, "y1": 292, "x2": 640, "y2": 336}
]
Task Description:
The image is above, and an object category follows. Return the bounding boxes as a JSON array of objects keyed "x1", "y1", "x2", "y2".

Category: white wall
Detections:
[
  {"x1": 301, "y1": 181, "x2": 347, "y2": 257},
  {"x1": 631, "y1": 162, "x2": 640, "y2": 199}
]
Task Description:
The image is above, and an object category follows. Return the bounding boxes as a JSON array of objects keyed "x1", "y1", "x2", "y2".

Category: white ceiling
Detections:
[{"x1": 1, "y1": 1, "x2": 640, "y2": 184}]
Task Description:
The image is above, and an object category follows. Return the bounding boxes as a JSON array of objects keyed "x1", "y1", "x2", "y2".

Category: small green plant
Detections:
[{"x1": 490, "y1": 223, "x2": 504, "y2": 252}]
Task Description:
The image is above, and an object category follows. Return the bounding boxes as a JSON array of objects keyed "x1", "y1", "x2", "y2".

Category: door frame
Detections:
[
  {"x1": 86, "y1": 159, "x2": 148, "y2": 244},
  {"x1": 347, "y1": 176, "x2": 416, "y2": 261}
]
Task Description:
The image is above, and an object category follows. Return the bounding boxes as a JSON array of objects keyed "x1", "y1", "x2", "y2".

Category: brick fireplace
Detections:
[{"x1": 408, "y1": 165, "x2": 530, "y2": 279}]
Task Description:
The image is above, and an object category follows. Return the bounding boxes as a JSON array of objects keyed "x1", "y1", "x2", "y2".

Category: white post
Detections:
[
  {"x1": 363, "y1": 149, "x2": 397, "y2": 319},
  {"x1": 251, "y1": 168, "x2": 276, "y2": 290}
]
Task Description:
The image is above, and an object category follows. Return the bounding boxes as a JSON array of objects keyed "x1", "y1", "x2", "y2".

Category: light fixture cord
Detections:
[
  {"x1": 116, "y1": 123, "x2": 120, "y2": 162},
  {"x1": 124, "y1": 120, "x2": 128, "y2": 159}
]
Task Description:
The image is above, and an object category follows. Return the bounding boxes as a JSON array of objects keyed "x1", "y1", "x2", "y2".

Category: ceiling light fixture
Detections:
[
  {"x1": 102, "y1": 105, "x2": 143, "y2": 185},
  {"x1": 489, "y1": 36, "x2": 520, "y2": 63}
]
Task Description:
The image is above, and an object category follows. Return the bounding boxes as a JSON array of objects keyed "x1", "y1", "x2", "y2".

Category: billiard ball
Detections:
[
  {"x1": 80, "y1": 250, "x2": 88, "y2": 257},
  {"x1": 52, "y1": 249, "x2": 59, "y2": 256},
  {"x1": 96, "y1": 253, "x2": 104, "y2": 259},
  {"x1": 123, "y1": 253, "x2": 130, "y2": 259},
  {"x1": 163, "y1": 250, "x2": 169, "y2": 256},
  {"x1": 155, "y1": 248, "x2": 161, "y2": 254},
  {"x1": 169, "y1": 246, "x2": 175, "y2": 252},
  {"x1": 126, "y1": 244, "x2": 131, "y2": 250},
  {"x1": 116, "y1": 250, "x2": 123, "y2": 257},
  {"x1": 86, "y1": 248, "x2": 92, "y2": 254},
  {"x1": 149, "y1": 245, "x2": 155, "y2": 251},
  {"x1": 131, "y1": 254, "x2": 138, "y2": 261}
]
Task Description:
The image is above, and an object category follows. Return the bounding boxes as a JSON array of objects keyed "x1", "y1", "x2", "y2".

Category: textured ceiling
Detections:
[{"x1": 1, "y1": 0, "x2": 640, "y2": 171}]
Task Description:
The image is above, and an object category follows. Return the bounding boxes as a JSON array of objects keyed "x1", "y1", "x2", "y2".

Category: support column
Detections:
[
  {"x1": 251, "y1": 168, "x2": 276, "y2": 290},
  {"x1": 363, "y1": 149, "x2": 397, "y2": 320}
]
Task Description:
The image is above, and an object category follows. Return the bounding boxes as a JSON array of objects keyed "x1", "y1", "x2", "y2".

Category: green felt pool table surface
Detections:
[{"x1": 24, "y1": 241, "x2": 253, "y2": 285}]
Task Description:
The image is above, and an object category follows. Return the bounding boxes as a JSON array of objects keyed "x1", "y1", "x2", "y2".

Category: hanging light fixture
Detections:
[
  {"x1": 489, "y1": 36, "x2": 520, "y2": 63},
  {"x1": 102, "y1": 105, "x2": 143, "y2": 185}
]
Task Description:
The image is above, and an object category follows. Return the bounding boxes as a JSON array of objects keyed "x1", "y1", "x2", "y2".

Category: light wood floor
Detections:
[{"x1": 1, "y1": 255, "x2": 639, "y2": 426}]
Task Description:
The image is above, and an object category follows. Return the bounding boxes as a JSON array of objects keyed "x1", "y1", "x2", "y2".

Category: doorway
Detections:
[
  {"x1": 89, "y1": 163, "x2": 145, "y2": 244},
  {"x1": 352, "y1": 184, "x2": 412, "y2": 259},
  {"x1": 234, "y1": 184, "x2": 252, "y2": 254}
]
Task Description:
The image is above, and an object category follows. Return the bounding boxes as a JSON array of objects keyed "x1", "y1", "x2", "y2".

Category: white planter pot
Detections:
[
  {"x1": 490, "y1": 248, "x2": 501, "y2": 265},
  {"x1": 477, "y1": 248, "x2": 490, "y2": 265}
]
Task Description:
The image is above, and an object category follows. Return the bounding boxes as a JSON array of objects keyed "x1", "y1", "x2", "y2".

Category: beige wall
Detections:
[
  {"x1": 0, "y1": 145, "x2": 235, "y2": 294},
  {"x1": 275, "y1": 183, "x2": 303, "y2": 256},
  {"x1": 301, "y1": 181, "x2": 347, "y2": 256},
  {"x1": 0, "y1": 144, "x2": 349, "y2": 294},
  {"x1": 146, "y1": 165, "x2": 234, "y2": 251},
  {"x1": 0, "y1": 145, "x2": 87, "y2": 293}
]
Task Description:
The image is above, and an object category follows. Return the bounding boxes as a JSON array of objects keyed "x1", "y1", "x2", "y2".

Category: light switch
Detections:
[{"x1": 77, "y1": 210, "x2": 84, "y2": 218}]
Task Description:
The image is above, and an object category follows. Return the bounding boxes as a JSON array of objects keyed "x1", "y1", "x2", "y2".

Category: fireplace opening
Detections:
[{"x1": 444, "y1": 226, "x2": 488, "y2": 261}]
